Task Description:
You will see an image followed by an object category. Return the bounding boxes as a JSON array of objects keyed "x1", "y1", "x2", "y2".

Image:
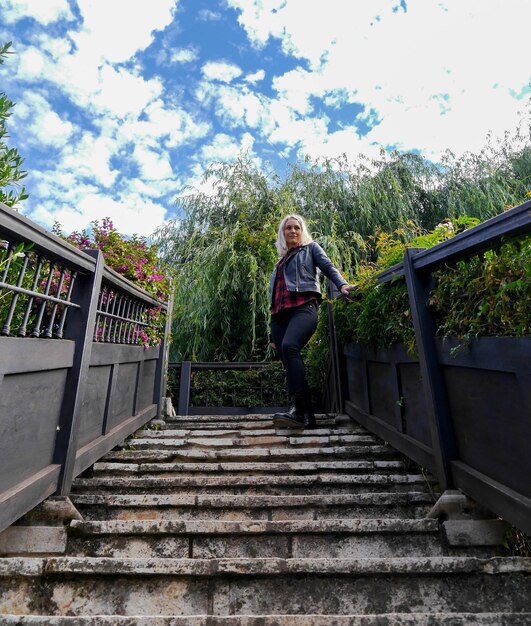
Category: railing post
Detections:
[
  {"x1": 326, "y1": 282, "x2": 344, "y2": 414},
  {"x1": 154, "y1": 289, "x2": 174, "y2": 418},
  {"x1": 403, "y1": 247, "x2": 457, "y2": 490},
  {"x1": 178, "y1": 361, "x2": 192, "y2": 416},
  {"x1": 53, "y1": 249, "x2": 104, "y2": 495}
]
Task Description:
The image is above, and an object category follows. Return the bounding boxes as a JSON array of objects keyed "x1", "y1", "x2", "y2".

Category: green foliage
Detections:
[
  {"x1": 502, "y1": 526, "x2": 531, "y2": 557},
  {"x1": 154, "y1": 128, "x2": 530, "y2": 409},
  {"x1": 430, "y1": 234, "x2": 530, "y2": 338},
  {"x1": 0, "y1": 42, "x2": 28, "y2": 208},
  {"x1": 333, "y1": 218, "x2": 530, "y2": 356},
  {"x1": 154, "y1": 157, "x2": 282, "y2": 361},
  {"x1": 55, "y1": 218, "x2": 171, "y2": 346},
  {"x1": 167, "y1": 365, "x2": 287, "y2": 408}
]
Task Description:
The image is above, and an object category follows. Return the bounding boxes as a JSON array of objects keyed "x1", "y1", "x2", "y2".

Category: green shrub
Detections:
[
  {"x1": 330, "y1": 214, "x2": 530, "y2": 356},
  {"x1": 167, "y1": 366, "x2": 287, "y2": 408},
  {"x1": 430, "y1": 235, "x2": 530, "y2": 338}
]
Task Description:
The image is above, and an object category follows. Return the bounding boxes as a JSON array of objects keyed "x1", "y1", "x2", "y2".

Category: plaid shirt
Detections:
[{"x1": 270, "y1": 247, "x2": 317, "y2": 315}]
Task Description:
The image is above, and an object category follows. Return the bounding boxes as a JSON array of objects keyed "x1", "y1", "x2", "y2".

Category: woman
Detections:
[{"x1": 269, "y1": 214, "x2": 353, "y2": 429}]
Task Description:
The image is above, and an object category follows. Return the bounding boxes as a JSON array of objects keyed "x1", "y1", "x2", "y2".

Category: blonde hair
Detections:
[{"x1": 276, "y1": 214, "x2": 313, "y2": 257}]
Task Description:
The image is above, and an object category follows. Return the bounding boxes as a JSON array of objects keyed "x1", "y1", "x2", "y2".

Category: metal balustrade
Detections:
[{"x1": 0, "y1": 202, "x2": 172, "y2": 534}]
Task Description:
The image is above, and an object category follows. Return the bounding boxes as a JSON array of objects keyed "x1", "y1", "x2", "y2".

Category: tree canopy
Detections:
[
  {"x1": 0, "y1": 42, "x2": 27, "y2": 208},
  {"x1": 154, "y1": 134, "x2": 530, "y2": 362}
]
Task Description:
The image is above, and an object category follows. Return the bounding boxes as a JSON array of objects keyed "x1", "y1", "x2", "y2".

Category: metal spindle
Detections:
[
  {"x1": 18, "y1": 255, "x2": 44, "y2": 337},
  {"x1": 2, "y1": 252, "x2": 29, "y2": 335},
  {"x1": 127, "y1": 301, "x2": 137, "y2": 344},
  {"x1": 55, "y1": 270, "x2": 77, "y2": 339},
  {"x1": 99, "y1": 287, "x2": 111, "y2": 341},
  {"x1": 121, "y1": 297, "x2": 133, "y2": 344},
  {"x1": 31, "y1": 261, "x2": 56, "y2": 337},
  {"x1": 112, "y1": 294, "x2": 125, "y2": 343},
  {"x1": 0, "y1": 242, "x2": 15, "y2": 284},
  {"x1": 105, "y1": 290, "x2": 118, "y2": 342},
  {"x1": 93, "y1": 287, "x2": 105, "y2": 342},
  {"x1": 44, "y1": 266, "x2": 66, "y2": 338},
  {"x1": 132, "y1": 301, "x2": 144, "y2": 344}
]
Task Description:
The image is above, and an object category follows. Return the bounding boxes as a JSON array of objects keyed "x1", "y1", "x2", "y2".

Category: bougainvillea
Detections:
[{"x1": 57, "y1": 218, "x2": 171, "y2": 346}]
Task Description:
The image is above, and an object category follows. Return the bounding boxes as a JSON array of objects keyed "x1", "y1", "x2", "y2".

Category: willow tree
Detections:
[
  {"x1": 0, "y1": 42, "x2": 27, "y2": 208},
  {"x1": 155, "y1": 132, "x2": 530, "y2": 363},
  {"x1": 154, "y1": 158, "x2": 282, "y2": 361}
]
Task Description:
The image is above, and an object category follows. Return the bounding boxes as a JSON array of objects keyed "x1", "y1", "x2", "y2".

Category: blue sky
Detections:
[{"x1": 1, "y1": 0, "x2": 529, "y2": 236}]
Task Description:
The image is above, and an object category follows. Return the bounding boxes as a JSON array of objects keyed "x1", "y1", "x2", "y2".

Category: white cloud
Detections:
[
  {"x1": 60, "y1": 131, "x2": 118, "y2": 187},
  {"x1": 171, "y1": 48, "x2": 199, "y2": 64},
  {"x1": 133, "y1": 145, "x2": 173, "y2": 180},
  {"x1": 13, "y1": 92, "x2": 74, "y2": 148},
  {"x1": 198, "y1": 9, "x2": 222, "y2": 21},
  {"x1": 202, "y1": 61, "x2": 243, "y2": 83},
  {"x1": 200, "y1": 132, "x2": 255, "y2": 162},
  {"x1": 1, "y1": 0, "x2": 73, "y2": 25},
  {"x1": 228, "y1": 0, "x2": 531, "y2": 160},
  {"x1": 245, "y1": 69, "x2": 265, "y2": 84},
  {"x1": 72, "y1": 0, "x2": 177, "y2": 64},
  {"x1": 93, "y1": 64, "x2": 163, "y2": 118},
  {"x1": 30, "y1": 192, "x2": 167, "y2": 236}
]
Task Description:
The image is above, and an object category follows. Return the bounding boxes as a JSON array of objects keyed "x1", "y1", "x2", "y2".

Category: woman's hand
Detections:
[{"x1": 340, "y1": 284, "x2": 356, "y2": 297}]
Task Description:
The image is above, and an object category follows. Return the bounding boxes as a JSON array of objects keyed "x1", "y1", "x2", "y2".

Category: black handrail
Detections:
[{"x1": 328, "y1": 199, "x2": 531, "y2": 534}]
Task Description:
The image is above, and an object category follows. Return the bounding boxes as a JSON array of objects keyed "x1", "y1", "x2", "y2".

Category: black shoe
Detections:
[
  {"x1": 273, "y1": 397, "x2": 297, "y2": 421},
  {"x1": 273, "y1": 394, "x2": 305, "y2": 429},
  {"x1": 273, "y1": 413, "x2": 306, "y2": 429},
  {"x1": 304, "y1": 409, "x2": 317, "y2": 429}
]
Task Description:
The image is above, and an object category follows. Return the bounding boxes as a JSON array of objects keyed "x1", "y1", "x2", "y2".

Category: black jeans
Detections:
[{"x1": 270, "y1": 301, "x2": 318, "y2": 396}]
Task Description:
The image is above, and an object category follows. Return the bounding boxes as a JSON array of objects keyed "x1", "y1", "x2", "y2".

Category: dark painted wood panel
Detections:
[
  {"x1": 89, "y1": 343, "x2": 160, "y2": 367},
  {"x1": 76, "y1": 365, "x2": 112, "y2": 448},
  {"x1": 0, "y1": 464, "x2": 61, "y2": 533},
  {"x1": 0, "y1": 337, "x2": 74, "y2": 375},
  {"x1": 0, "y1": 368, "x2": 67, "y2": 492},
  {"x1": 73, "y1": 404, "x2": 157, "y2": 476},
  {"x1": 452, "y1": 461, "x2": 531, "y2": 536},
  {"x1": 345, "y1": 400, "x2": 436, "y2": 473}
]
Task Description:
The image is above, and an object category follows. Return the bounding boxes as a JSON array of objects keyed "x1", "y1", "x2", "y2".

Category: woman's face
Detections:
[{"x1": 284, "y1": 218, "x2": 302, "y2": 249}]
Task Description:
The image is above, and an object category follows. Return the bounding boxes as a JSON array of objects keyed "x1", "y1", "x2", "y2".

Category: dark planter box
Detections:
[
  {"x1": 342, "y1": 335, "x2": 531, "y2": 531},
  {"x1": 343, "y1": 341, "x2": 436, "y2": 473},
  {"x1": 436, "y1": 336, "x2": 531, "y2": 501}
]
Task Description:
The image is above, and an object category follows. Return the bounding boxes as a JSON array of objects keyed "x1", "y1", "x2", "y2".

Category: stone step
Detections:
[
  {"x1": 66, "y1": 518, "x2": 452, "y2": 559},
  {"x1": 136, "y1": 426, "x2": 367, "y2": 438},
  {"x1": 166, "y1": 413, "x2": 336, "y2": 423},
  {"x1": 2, "y1": 614, "x2": 531, "y2": 625},
  {"x1": 71, "y1": 491, "x2": 435, "y2": 521},
  {"x1": 102, "y1": 445, "x2": 401, "y2": 463},
  {"x1": 72, "y1": 473, "x2": 436, "y2": 495},
  {"x1": 92, "y1": 460, "x2": 408, "y2": 476},
  {"x1": 1, "y1": 557, "x2": 529, "y2": 615},
  {"x1": 126, "y1": 434, "x2": 380, "y2": 450}
]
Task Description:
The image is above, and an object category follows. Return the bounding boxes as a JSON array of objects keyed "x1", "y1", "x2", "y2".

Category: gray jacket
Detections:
[{"x1": 269, "y1": 242, "x2": 347, "y2": 305}]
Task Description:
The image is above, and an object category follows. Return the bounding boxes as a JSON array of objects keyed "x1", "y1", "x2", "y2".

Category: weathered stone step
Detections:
[
  {"x1": 3, "y1": 614, "x2": 531, "y2": 625},
  {"x1": 136, "y1": 426, "x2": 366, "y2": 438},
  {"x1": 92, "y1": 460, "x2": 408, "y2": 476},
  {"x1": 71, "y1": 491, "x2": 435, "y2": 521},
  {"x1": 1, "y1": 557, "x2": 529, "y2": 615},
  {"x1": 127, "y1": 434, "x2": 380, "y2": 450},
  {"x1": 72, "y1": 473, "x2": 436, "y2": 495},
  {"x1": 66, "y1": 518, "x2": 447, "y2": 559},
  {"x1": 102, "y1": 445, "x2": 400, "y2": 463}
]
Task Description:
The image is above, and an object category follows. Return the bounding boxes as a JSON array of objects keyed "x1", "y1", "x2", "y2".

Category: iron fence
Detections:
[{"x1": 0, "y1": 202, "x2": 171, "y2": 533}]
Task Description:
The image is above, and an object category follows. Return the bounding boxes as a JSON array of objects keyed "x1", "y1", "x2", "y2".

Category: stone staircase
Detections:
[{"x1": 1, "y1": 413, "x2": 530, "y2": 624}]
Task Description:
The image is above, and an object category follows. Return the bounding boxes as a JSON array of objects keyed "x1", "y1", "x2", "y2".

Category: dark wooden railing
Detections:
[
  {"x1": 328, "y1": 200, "x2": 531, "y2": 534},
  {"x1": 0, "y1": 202, "x2": 172, "y2": 533},
  {"x1": 170, "y1": 361, "x2": 286, "y2": 415}
]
